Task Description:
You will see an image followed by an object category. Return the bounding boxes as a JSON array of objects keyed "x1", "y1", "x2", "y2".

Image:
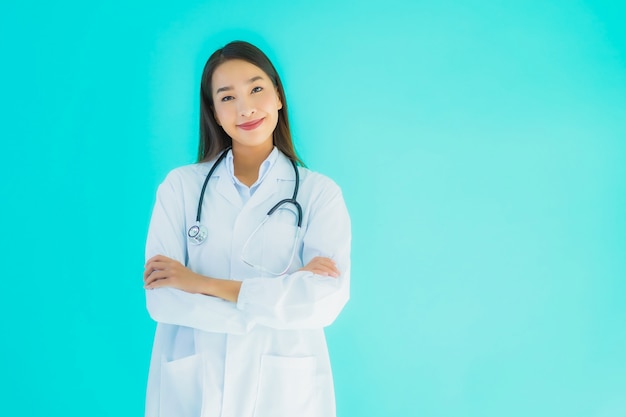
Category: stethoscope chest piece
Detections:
[{"x1": 188, "y1": 222, "x2": 208, "y2": 245}]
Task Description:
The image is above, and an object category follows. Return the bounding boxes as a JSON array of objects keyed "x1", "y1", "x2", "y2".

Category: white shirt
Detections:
[{"x1": 225, "y1": 147, "x2": 279, "y2": 204}]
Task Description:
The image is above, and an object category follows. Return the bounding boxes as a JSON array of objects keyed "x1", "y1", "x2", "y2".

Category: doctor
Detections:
[{"x1": 143, "y1": 41, "x2": 351, "y2": 417}]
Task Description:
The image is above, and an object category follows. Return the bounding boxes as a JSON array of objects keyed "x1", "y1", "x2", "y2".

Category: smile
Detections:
[{"x1": 238, "y1": 118, "x2": 264, "y2": 131}]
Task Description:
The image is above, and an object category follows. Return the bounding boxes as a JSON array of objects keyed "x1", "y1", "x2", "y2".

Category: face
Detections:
[{"x1": 211, "y1": 59, "x2": 283, "y2": 154}]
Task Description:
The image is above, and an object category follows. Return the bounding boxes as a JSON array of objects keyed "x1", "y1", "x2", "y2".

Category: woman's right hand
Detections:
[{"x1": 299, "y1": 256, "x2": 340, "y2": 278}]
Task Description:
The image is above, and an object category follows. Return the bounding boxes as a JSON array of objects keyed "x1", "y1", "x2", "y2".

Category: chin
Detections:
[{"x1": 232, "y1": 137, "x2": 274, "y2": 150}]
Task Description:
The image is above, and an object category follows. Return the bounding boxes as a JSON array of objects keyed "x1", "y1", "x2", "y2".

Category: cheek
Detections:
[
  {"x1": 262, "y1": 94, "x2": 281, "y2": 113},
  {"x1": 214, "y1": 106, "x2": 231, "y2": 125}
]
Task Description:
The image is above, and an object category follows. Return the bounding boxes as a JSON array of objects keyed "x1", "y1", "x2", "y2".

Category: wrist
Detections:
[{"x1": 194, "y1": 274, "x2": 215, "y2": 295}]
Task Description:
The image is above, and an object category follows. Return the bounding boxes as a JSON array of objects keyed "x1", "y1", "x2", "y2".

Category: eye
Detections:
[
  {"x1": 251, "y1": 86, "x2": 263, "y2": 94},
  {"x1": 220, "y1": 95, "x2": 234, "y2": 102}
]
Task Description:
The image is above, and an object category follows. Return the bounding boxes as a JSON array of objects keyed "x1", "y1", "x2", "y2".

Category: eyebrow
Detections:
[{"x1": 215, "y1": 75, "x2": 264, "y2": 94}]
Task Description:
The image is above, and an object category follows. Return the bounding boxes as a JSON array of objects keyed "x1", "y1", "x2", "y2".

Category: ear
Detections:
[{"x1": 276, "y1": 88, "x2": 283, "y2": 110}]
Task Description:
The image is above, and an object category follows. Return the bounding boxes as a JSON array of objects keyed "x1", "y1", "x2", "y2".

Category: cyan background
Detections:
[{"x1": 1, "y1": 0, "x2": 625, "y2": 416}]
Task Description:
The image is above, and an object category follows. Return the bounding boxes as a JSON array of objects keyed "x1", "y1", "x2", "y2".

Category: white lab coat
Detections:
[{"x1": 144, "y1": 150, "x2": 351, "y2": 417}]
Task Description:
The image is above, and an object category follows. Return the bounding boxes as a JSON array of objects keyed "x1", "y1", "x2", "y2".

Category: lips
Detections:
[{"x1": 237, "y1": 118, "x2": 264, "y2": 131}]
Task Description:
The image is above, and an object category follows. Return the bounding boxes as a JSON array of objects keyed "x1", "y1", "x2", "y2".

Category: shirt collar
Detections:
[{"x1": 226, "y1": 146, "x2": 280, "y2": 188}]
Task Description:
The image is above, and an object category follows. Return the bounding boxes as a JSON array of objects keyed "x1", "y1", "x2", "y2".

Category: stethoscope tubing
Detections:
[
  {"x1": 190, "y1": 147, "x2": 302, "y2": 244},
  {"x1": 195, "y1": 147, "x2": 231, "y2": 223}
]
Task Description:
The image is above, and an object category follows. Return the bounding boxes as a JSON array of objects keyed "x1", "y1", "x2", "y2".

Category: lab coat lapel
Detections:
[
  {"x1": 212, "y1": 162, "x2": 243, "y2": 209},
  {"x1": 247, "y1": 152, "x2": 293, "y2": 210}
]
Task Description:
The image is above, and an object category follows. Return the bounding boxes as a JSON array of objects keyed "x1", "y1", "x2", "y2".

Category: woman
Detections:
[{"x1": 143, "y1": 41, "x2": 351, "y2": 417}]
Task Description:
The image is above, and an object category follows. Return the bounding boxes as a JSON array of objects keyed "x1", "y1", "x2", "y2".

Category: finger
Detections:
[
  {"x1": 314, "y1": 256, "x2": 336, "y2": 264},
  {"x1": 312, "y1": 257, "x2": 337, "y2": 268},
  {"x1": 311, "y1": 259, "x2": 339, "y2": 275},
  {"x1": 146, "y1": 254, "x2": 174, "y2": 265},
  {"x1": 144, "y1": 260, "x2": 177, "y2": 281},
  {"x1": 145, "y1": 277, "x2": 169, "y2": 290},
  {"x1": 146, "y1": 261, "x2": 173, "y2": 271},
  {"x1": 145, "y1": 255, "x2": 163, "y2": 265},
  {"x1": 144, "y1": 270, "x2": 170, "y2": 286},
  {"x1": 143, "y1": 265, "x2": 159, "y2": 282},
  {"x1": 144, "y1": 272, "x2": 161, "y2": 286},
  {"x1": 321, "y1": 269, "x2": 340, "y2": 278},
  {"x1": 313, "y1": 270, "x2": 338, "y2": 278},
  {"x1": 318, "y1": 260, "x2": 338, "y2": 273},
  {"x1": 310, "y1": 265, "x2": 339, "y2": 278},
  {"x1": 143, "y1": 264, "x2": 161, "y2": 281},
  {"x1": 299, "y1": 257, "x2": 340, "y2": 277}
]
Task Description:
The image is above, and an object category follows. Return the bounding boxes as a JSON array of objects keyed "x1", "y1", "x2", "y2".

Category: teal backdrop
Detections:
[{"x1": 1, "y1": 0, "x2": 625, "y2": 416}]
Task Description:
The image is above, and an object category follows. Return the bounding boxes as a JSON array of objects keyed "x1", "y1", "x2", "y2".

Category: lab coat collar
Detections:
[
  {"x1": 194, "y1": 151, "x2": 241, "y2": 209},
  {"x1": 194, "y1": 148, "x2": 295, "y2": 210}
]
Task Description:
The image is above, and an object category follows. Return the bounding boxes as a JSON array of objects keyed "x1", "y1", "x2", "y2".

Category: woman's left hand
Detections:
[{"x1": 144, "y1": 255, "x2": 208, "y2": 294}]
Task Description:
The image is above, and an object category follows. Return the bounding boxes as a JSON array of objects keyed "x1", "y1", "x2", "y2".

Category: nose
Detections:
[{"x1": 238, "y1": 95, "x2": 256, "y2": 117}]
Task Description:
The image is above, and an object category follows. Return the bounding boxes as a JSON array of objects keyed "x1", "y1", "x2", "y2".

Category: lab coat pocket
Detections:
[
  {"x1": 253, "y1": 355, "x2": 317, "y2": 417},
  {"x1": 159, "y1": 354, "x2": 202, "y2": 417}
]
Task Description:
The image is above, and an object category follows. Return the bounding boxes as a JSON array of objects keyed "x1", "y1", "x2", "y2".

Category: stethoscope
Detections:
[{"x1": 187, "y1": 147, "x2": 303, "y2": 250}]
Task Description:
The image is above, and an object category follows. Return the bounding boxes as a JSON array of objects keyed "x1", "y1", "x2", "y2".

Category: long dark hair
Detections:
[{"x1": 198, "y1": 41, "x2": 302, "y2": 165}]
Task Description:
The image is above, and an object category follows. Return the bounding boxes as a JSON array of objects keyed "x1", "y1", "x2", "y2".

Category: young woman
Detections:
[{"x1": 143, "y1": 41, "x2": 351, "y2": 417}]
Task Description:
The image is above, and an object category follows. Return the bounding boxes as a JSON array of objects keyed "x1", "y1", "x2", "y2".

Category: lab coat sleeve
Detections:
[
  {"x1": 236, "y1": 178, "x2": 351, "y2": 329},
  {"x1": 145, "y1": 171, "x2": 255, "y2": 335}
]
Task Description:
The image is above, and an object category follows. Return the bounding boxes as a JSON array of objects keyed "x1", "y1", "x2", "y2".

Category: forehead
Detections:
[{"x1": 212, "y1": 59, "x2": 269, "y2": 90}]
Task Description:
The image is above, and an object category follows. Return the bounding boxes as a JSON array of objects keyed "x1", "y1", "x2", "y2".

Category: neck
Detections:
[{"x1": 232, "y1": 142, "x2": 274, "y2": 187}]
